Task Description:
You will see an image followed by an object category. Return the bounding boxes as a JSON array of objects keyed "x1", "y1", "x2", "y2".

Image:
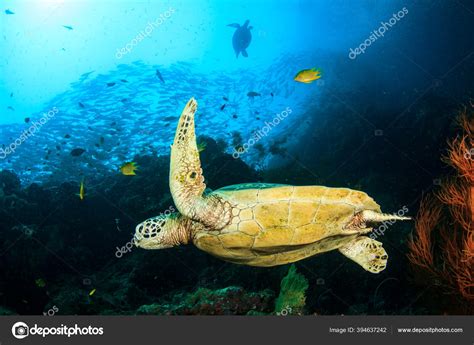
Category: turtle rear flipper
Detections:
[
  {"x1": 241, "y1": 49, "x2": 248, "y2": 57},
  {"x1": 338, "y1": 237, "x2": 388, "y2": 274}
]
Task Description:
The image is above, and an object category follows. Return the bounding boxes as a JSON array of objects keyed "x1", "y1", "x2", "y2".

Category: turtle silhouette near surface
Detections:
[
  {"x1": 227, "y1": 20, "x2": 253, "y2": 58},
  {"x1": 134, "y1": 99, "x2": 410, "y2": 273}
]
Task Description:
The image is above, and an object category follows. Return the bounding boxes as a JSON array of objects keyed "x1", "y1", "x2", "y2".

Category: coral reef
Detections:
[
  {"x1": 136, "y1": 286, "x2": 274, "y2": 315},
  {"x1": 136, "y1": 265, "x2": 311, "y2": 316},
  {"x1": 274, "y1": 265, "x2": 309, "y2": 315},
  {"x1": 408, "y1": 107, "x2": 473, "y2": 312},
  {"x1": 0, "y1": 306, "x2": 16, "y2": 315}
]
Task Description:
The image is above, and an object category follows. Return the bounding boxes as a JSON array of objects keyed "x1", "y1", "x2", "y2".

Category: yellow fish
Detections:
[
  {"x1": 120, "y1": 162, "x2": 138, "y2": 176},
  {"x1": 89, "y1": 288, "x2": 96, "y2": 296},
  {"x1": 294, "y1": 68, "x2": 322, "y2": 83},
  {"x1": 78, "y1": 178, "x2": 85, "y2": 200},
  {"x1": 197, "y1": 141, "x2": 207, "y2": 153}
]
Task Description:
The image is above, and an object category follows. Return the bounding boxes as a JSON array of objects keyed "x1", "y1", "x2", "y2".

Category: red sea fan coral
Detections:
[{"x1": 408, "y1": 107, "x2": 473, "y2": 307}]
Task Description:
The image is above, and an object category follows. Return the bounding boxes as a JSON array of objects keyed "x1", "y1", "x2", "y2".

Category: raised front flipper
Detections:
[
  {"x1": 170, "y1": 98, "x2": 205, "y2": 213},
  {"x1": 338, "y1": 236, "x2": 388, "y2": 274},
  {"x1": 170, "y1": 99, "x2": 232, "y2": 229}
]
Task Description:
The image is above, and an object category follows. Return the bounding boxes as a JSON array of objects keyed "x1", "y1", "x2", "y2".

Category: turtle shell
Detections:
[
  {"x1": 192, "y1": 184, "x2": 381, "y2": 267},
  {"x1": 233, "y1": 26, "x2": 252, "y2": 53}
]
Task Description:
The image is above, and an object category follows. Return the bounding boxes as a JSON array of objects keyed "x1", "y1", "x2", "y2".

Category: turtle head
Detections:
[{"x1": 134, "y1": 213, "x2": 191, "y2": 250}]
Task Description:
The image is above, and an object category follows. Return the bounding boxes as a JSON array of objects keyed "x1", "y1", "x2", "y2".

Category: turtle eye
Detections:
[{"x1": 189, "y1": 171, "x2": 197, "y2": 179}]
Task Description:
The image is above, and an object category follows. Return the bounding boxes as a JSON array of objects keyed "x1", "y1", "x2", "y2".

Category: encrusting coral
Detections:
[
  {"x1": 136, "y1": 286, "x2": 274, "y2": 315},
  {"x1": 408, "y1": 106, "x2": 473, "y2": 309}
]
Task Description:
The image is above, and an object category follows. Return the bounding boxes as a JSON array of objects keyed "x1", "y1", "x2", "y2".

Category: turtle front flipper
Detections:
[
  {"x1": 338, "y1": 236, "x2": 388, "y2": 274},
  {"x1": 170, "y1": 98, "x2": 205, "y2": 212},
  {"x1": 170, "y1": 98, "x2": 232, "y2": 229}
]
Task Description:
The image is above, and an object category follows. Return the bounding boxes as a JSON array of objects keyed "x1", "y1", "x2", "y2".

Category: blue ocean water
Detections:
[{"x1": 4, "y1": 0, "x2": 466, "y2": 183}]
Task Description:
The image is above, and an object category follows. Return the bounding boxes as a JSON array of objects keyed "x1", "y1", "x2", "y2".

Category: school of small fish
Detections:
[{"x1": 0, "y1": 55, "x2": 325, "y2": 185}]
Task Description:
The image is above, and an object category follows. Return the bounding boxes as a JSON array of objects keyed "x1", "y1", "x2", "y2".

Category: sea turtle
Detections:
[
  {"x1": 227, "y1": 20, "x2": 253, "y2": 58},
  {"x1": 134, "y1": 99, "x2": 410, "y2": 273}
]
